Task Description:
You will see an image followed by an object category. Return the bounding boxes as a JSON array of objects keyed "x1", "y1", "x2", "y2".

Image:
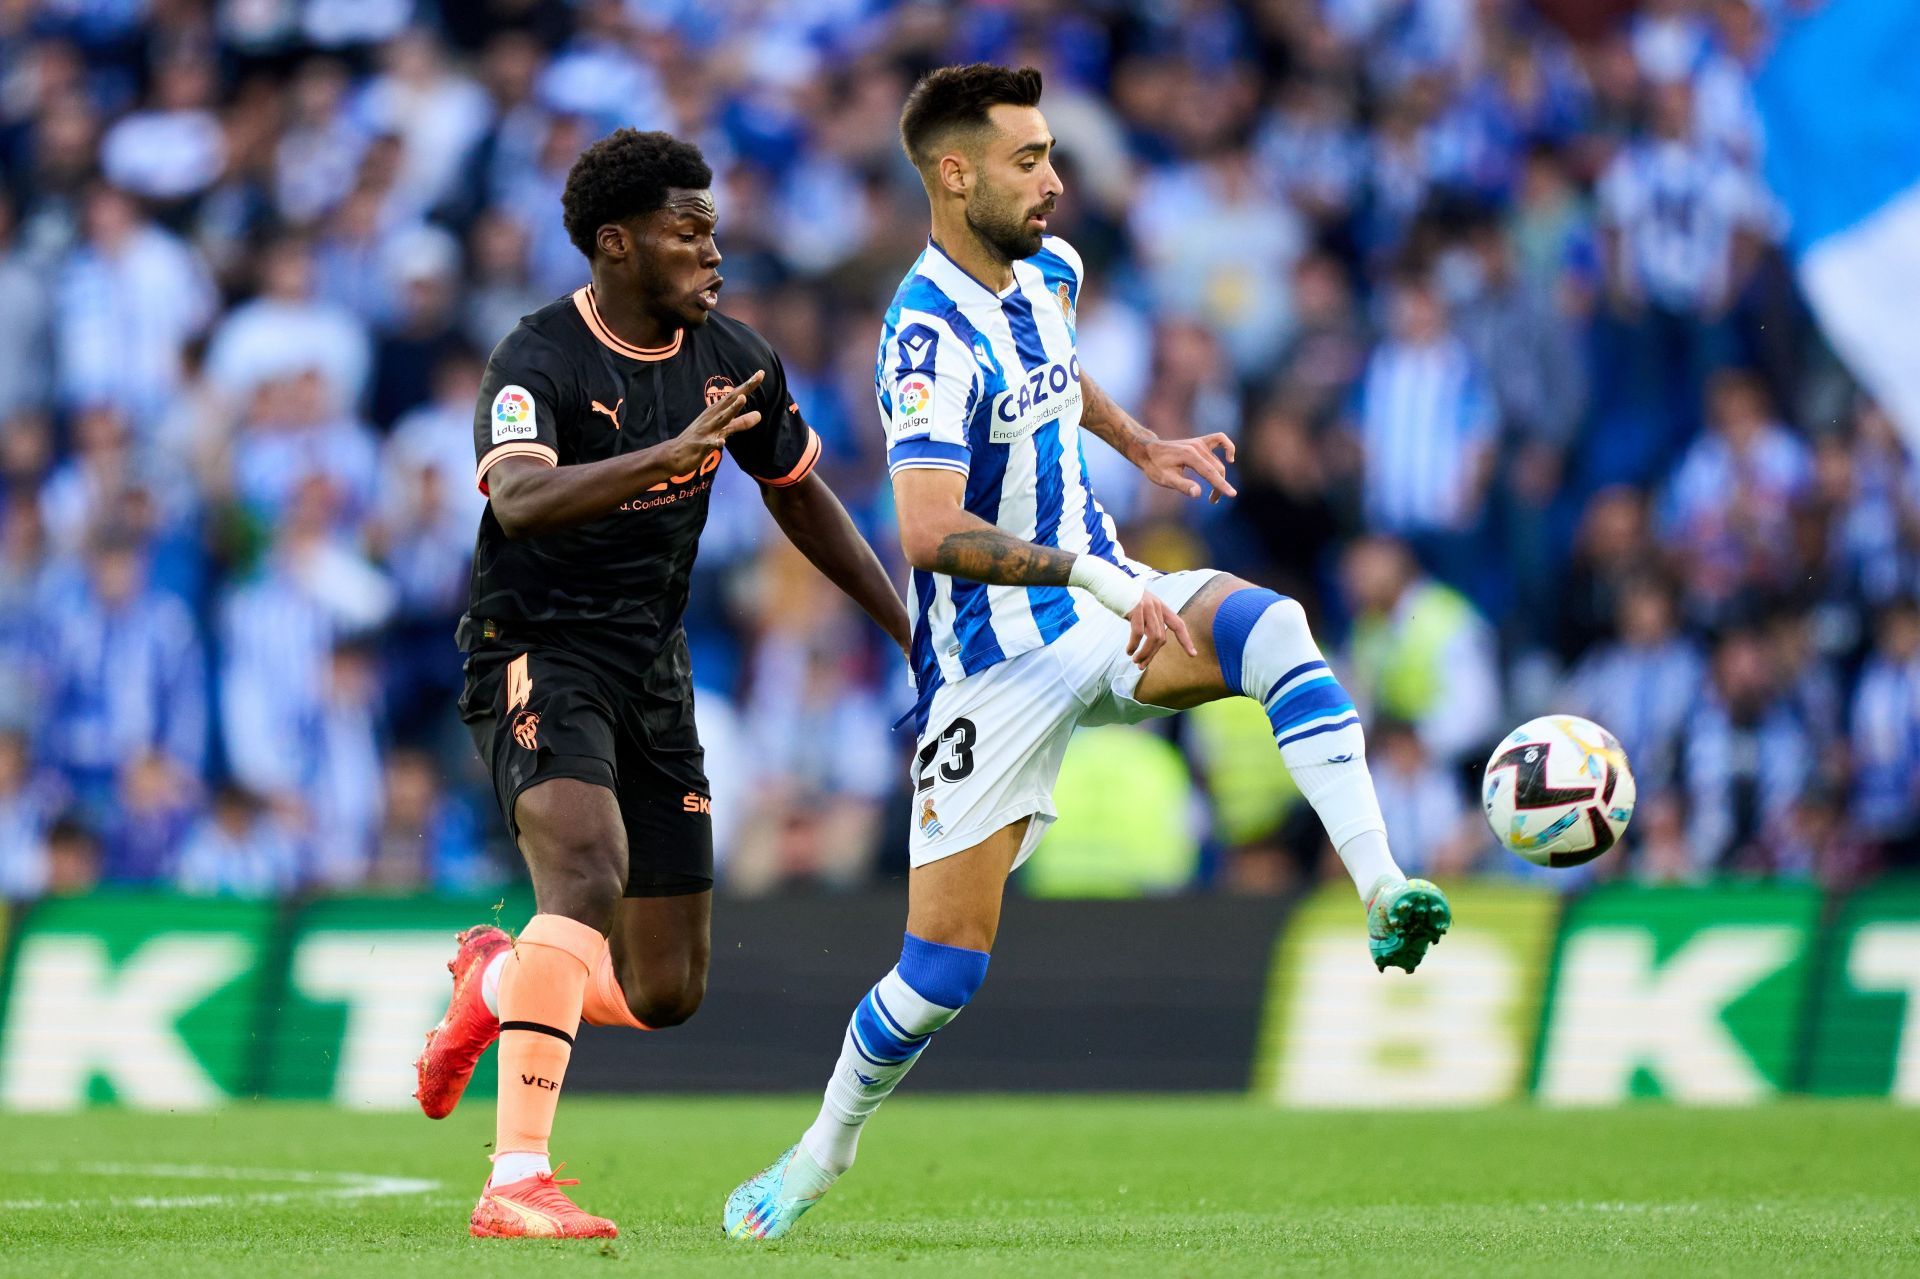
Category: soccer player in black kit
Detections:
[{"x1": 410, "y1": 129, "x2": 910, "y2": 1239}]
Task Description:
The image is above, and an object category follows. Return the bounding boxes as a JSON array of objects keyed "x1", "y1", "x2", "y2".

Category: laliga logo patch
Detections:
[
  {"x1": 491, "y1": 386, "x2": 537, "y2": 443},
  {"x1": 1055, "y1": 281, "x2": 1075, "y2": 324},
  {"x1": 896, "y1": 375, "x2": 931, "y2": 417}
]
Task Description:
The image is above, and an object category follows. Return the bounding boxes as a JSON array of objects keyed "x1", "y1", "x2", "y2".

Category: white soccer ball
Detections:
[{"x1": 1480, "y1": 714, "x2": 1635, "y2": 868}]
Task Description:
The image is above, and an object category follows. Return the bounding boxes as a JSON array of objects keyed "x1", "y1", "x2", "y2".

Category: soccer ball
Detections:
[{"x1": 1480, "y1": 714, "x2": 1635, "y2": 868}]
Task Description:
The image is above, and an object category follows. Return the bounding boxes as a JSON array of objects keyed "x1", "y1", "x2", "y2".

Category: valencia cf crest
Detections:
[
  {"x1": 511, "y1": 709, "x2": 541, "y2": 751},
  {"x1": 704, "y1": 374, "x2": 736, "y2": 407},
  {"x1": 1054, "y1": 281, "x2": 1075, "y2": 324}
]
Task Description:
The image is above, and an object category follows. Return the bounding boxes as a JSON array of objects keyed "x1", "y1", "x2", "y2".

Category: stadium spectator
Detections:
[
  {"x1": 1596, "y1": 79, "x2": 1764, "y2": 467},
  {"x1": 217, "y1": 477, "x2": 394, "y2": 806},
  {"x1": 98, "y1": 750, "x2": 201, "y2": 887},
  {"x1": 366, "y1": 747, "x2": 492, "y2": 893},
  {"x1": 0, "y1": 193, "x2": 54, "y2": 414},
  {"x1": 1367, "y1": 717, "x2": 1487, "y2": 880},
  {"x1": 1682, "y1": 625, "x2": 1815, "y2": 874},
  {"x1": 1850, "y1": 598, "x2": 1920, "y2": 864},
  {"x1": 97, "y1": 52, "x2": 226, "y2": 207},
  {"x1": 721, "y1": 545, "x2": 896, "y2": 895},
  {"x1": 1561, "y1": 573, "x2": 1703, "y2": 800},
  {"x1": 1339, "y1": 535, "x2": 1500, "y2": 771},
  {"x1": 1265, "y1": 252, "x2": 1369, "y2": 425},
  {"x1": 0, "y1": 729, "x2": 62, "y2": 900},
  {"x1": 174, "y1": 782, "x2": 303, "y2": 898},
  {"x1": 36, "y1": 526, "x2": 205, "y2": 816},
  {"x1": 55, "y1": 184, "x2": 216, "y2": 413},
  {"x1": 1659, "y1": 368, "x2": 1811, "y2": 618},
  {"x1": 1348, "y1": 272, "x2": 1499, "y2": 595},
  {"x1": 205, "y1": 233, "x2": 372, "y2": 414},
  {"x1": 1555, "y1": 485, "x2": 1657, "y2": 663},
  {"x1": 275, "y1": 58, "x2": 368, "y2": 227}
]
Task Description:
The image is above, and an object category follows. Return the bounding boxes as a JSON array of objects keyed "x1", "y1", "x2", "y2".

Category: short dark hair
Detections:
[
  {"x1": 561, "y1": 127, "x2": 712, "y2": 259},
  {"x1": 898, "y1": 64, "x2": 1044, "y2": 172}
]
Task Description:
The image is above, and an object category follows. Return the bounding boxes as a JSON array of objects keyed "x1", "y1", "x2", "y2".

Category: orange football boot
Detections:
[
  {"x1": 470, "y1": 1169, "x2": 618, "y2": 1239},
  {"x1": 414, "y1": 925, "x2": 512, "y2": 1119}
]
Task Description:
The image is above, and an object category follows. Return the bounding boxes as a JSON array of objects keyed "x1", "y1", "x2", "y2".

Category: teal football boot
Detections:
[
  {"x1": 723, "y1": 1143, "x2": 836, "y2": 1241},
  {"x1": 1366, "y1": 875, "x2": 1451, "y2": 973}
]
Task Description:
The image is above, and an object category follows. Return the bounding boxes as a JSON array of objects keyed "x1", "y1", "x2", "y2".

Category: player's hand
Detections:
[
  {"x1": 1125, "y1": 592, "x2": 1196, "y2": 669},
  {"x1": 663, "y1": 368, "x2": 766, "y2": 471},
  {"x1": 1141, "y1": 433, "x2": 1236, "y2": 503}
]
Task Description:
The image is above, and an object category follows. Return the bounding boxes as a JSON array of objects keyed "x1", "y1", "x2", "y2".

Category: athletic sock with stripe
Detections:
[
  {"x1": 1212, "y1": 588, "x2": 1403, "y2": 901},
  {"x1": 800, "y1": 934, "x2": 990, "y2": 1175}
]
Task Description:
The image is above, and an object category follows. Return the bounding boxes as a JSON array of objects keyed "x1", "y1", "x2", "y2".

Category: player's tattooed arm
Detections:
[
  {"x1": 1079, "y1": 370, "x2": 1238, "y2": 504},
  {"x1": 930, "y1": 527, "x2": 1077, "y2": 585},
  {"x1": 893, "y1": 467, "x2": 1073, "y2": 586},
  {"x1": 487, "y1": 372, "x2": 766, "y2": 538},
  {"x1": 763, "y1": 472, "x2": 912, "y2": 654}
]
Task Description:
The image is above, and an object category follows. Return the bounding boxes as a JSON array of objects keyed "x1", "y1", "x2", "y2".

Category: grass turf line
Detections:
[{"x1": 0, "y1": 1097, "x2": 1912, "y2": 1278}]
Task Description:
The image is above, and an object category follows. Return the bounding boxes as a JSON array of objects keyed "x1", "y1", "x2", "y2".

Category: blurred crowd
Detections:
[{"x1": 1, "y1": 0, "x2": 1915, "y2": 903}]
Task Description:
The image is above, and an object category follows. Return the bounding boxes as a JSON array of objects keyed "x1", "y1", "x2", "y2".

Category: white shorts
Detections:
[{"x1": 906, "y1": 569, "x2": 1221, "y2": 869}]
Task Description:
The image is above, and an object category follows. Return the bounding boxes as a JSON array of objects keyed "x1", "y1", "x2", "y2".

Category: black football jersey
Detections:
[{"x1": 460, "y1": 284, "x2": 820, "y2": 657}]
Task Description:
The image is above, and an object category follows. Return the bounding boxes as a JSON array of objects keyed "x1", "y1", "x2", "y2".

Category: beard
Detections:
[{"x1": 966, "y1": 183, "x2": 1049, "y2": 263}]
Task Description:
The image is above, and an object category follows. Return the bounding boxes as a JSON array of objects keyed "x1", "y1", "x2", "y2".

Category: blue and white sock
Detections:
[
  {"x1": 1213, "y1": 588, "x2": 1403, "y2": 900},
  {"x1": 800, "y1": 934, "x2": 990, "y2": 1175}
]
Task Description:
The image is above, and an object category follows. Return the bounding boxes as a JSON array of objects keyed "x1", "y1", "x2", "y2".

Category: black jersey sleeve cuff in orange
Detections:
[
  {"x1": 754, "y1": 425, "x2": 822, "y2": 488},
  {"x1": 476, "y1": 441, "x2": 559, "y2": 495}
]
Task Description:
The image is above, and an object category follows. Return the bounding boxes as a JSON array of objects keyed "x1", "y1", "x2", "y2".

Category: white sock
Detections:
[
  {"x1": 1221, "y1": 592, "x2": 1404, "y2": 898},
  {"x1": 1340, "y1": 830, "x2": 1402, "y2": 903},
  {"x1": 489, "y1": 1150, "x2": 551, "y2": 1187},
  {"x1": 800, "y1": 966, "x2": 963, "y2": 1175},
  {"x1": 480, "y1": 949, "x2": 508, "y2": 1019}
]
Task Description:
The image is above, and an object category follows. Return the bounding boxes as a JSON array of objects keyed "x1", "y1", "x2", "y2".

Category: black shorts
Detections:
[{"x1": 460, "y1": 623, "x2": 713, "y2": 897}]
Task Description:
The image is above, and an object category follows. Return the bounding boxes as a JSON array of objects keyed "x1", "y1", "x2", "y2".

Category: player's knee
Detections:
[
  {"x1": 1212, "y1": 586, "x2": 1313, "y2": 697},
  {"x1": 628, "y1": 972, "x2": 705, "y2": 1028}
]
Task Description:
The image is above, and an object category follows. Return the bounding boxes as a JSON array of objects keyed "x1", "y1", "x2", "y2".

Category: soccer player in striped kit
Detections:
[{"x1": 724, "y1": 64, "x2": 1452, "y2": 1241}]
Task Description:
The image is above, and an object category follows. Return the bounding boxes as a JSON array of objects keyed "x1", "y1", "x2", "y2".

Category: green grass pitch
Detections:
[{"x1": 0, "y1": 1097, "x2": 1913, "y2": 1277}]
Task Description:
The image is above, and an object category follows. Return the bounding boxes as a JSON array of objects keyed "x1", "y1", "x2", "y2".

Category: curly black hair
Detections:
[
  {"x1": 561, "y1": 128, "x2": 713, "y2": 260},
  {"x1": 899, "y1": 64, "x2": 1044, "y2": 172}
]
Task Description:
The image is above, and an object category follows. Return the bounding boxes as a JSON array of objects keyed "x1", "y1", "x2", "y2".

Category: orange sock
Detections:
[
  {"x1": 581, "y1": 947, "x2": 649, "y2": 1030},
  {"x1": 495, "y1": 913, "x2": 604, "y2": 1164}
]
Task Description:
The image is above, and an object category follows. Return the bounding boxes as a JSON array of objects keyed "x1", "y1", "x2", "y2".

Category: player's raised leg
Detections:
[
  {"x1": 1133, "y1": 574, "x2": 1451, "y2": 973},
  {"x1": 414, "y1": 894, "x2": 700, "y2": 1118},
  {"x1": 468, "y1": 777, "x2": 622, "y2": 1240},
  {"x1": 723, "y1": 820, "x2": 1016, "y2": 1240}
]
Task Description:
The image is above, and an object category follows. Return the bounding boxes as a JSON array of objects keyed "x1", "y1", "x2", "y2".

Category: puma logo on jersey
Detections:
[{"x1": 591, "y1": 397, "x2": 624, "y2": 430}]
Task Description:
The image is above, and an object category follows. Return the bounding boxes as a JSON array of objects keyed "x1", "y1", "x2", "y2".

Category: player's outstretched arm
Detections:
[
  {"x1": 762, "y1": 472, "x2": 911, "y2": 655},
  {"x1": 488, "y1": 372, "x2": 767, "y2": 539},
  {"x1": 1079, "y1": 370, "x2": 1237, "y2": 504},
  {"x1": 894, "y1": 467, "x2": 1194, "y2": 668}
]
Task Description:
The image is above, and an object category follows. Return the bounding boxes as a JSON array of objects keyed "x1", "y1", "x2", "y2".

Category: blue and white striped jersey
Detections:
[{"x1": 876, "y1": 236, "x2": 1140, "y2": 699}]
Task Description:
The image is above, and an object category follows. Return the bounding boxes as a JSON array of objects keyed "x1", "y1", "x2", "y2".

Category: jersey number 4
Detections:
[{"x1": 915, "y1": 718, "x2": 977, "y2": 791}]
